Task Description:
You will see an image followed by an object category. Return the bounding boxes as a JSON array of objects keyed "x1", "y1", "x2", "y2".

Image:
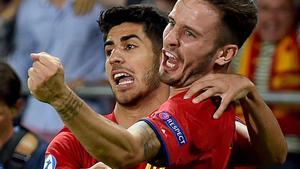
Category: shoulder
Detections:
[
  {"x1": 46, "y1": 127, "x2": 79, "y2": 154},
  {"x1": 45, "y1": 127, "x2": 84, "y2": 168}
]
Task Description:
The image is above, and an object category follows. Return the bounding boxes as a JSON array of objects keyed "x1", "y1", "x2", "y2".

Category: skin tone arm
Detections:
[
  {"x1": 28, "y1": 53, "x2": 287, "y2": 167},
  {"x1": 184, "y1": 74, "x2": 287, "y2": 166},
  {"x1": 239, "y1": 88, "x2": 287, "y2": 167},
  {"x1": 27, "y1": 53, "x2": 160, "y2": 168}
]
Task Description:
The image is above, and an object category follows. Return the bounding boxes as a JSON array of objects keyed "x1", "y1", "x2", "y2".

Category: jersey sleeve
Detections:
[
  {"x1": 44, "y1": 128, "x2": 81, "y2": 169},
  {"x1": 141, "y1": 109, "x2": 190, "y2": 167},
  {"x1": 140, "y1": 94, "x2": 236, "y2": 168}
]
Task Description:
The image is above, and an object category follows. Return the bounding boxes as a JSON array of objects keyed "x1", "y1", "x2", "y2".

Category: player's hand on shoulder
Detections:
[{"x1": 184, "y1": 73, "x2": 254, "y2": 119}]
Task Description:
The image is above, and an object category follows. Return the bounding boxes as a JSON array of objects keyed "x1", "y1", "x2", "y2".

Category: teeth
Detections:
[
  {"x1": 118, "y1": 79, "x2": 134, "y2": 85},
  {"x1": 165, "y1": 52, "x2": 176, "y2": 59},
  {"x1": 114, "y1": 73, "x2": 129, "y2": 79},
  {"x1": 166, "y1": 60, "x2": 176, "y2": 68}
]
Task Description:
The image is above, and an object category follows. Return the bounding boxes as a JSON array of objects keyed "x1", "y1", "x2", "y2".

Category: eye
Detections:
[
  {"x1": 105, "y1": 49, "x2": 113, "y2": 57},
  {"x1": 125, "y1": 44, "x2": 136, "y2": 50},
  {"x1": 185, "y1": 30, "x2": 196, "y2": 38}
]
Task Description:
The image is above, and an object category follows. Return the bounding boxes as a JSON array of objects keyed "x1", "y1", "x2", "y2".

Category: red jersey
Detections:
[
  {"x1": 141, "y1": 92, "x2": 236, "y2": 169},
  {"x1": 44, "y1": 114, "x2": 164, "y2": 169}
]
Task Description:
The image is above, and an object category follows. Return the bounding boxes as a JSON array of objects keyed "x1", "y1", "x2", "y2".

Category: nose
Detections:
[
  {"x1": 163, "y1": 26, "x2": 179, "y2": 49},
  {"x1": 108, "y1": 48, "x2": 125, "y2": 65}
]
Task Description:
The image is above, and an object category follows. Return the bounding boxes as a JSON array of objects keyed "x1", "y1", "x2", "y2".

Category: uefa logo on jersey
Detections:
[
  {"x1": 43, "y1": 154, "x2": 57, "y2": 169},
  {"x1": 157, "y1": 111, "x2": 187, "y2": 145},
  {"x1": 157, "y1": 111, "x2": 170, "y2": 120}
]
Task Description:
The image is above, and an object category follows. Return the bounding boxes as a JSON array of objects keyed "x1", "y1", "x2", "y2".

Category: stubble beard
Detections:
[
  {"x1": 114, "y1": 62, "x2": 161, "y2": 107},
  {"x1": 159, "y1": 51, "x2": 214, "y2": 88}
]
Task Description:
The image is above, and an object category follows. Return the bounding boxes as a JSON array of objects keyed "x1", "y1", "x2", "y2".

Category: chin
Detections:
[{"x1": 160, "y1": 75, "x2": 180, "y2": 86}]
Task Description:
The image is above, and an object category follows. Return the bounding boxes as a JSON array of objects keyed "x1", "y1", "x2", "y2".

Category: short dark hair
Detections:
[
  {"x1": 0, "y1": 62, "x2": 21, "y2": 107},
  {"x1": 98, "y1": 5, "x2": 168, "y2": 55},
  {"x1": 204, "y1": 0, "x2": 258, "y2": 48}
]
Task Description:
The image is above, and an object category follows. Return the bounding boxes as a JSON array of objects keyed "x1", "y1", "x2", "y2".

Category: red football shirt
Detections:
[
  {"x1": 141, "y1": 91, "x2": 236, "y2": 169},
  {"x1": 44, "y1": 114, "x2": 164, "y2": 169}
]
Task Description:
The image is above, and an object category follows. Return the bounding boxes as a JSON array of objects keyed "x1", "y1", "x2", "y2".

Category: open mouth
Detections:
[
  {"x1": 113, "y1": 72, "x2": 134, "y2": 86},
  {"x1": 162, "y1": 49, "x2": 179, "y2": 70}
]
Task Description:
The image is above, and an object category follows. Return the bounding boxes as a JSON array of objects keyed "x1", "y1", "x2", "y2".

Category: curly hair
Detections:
[{"x1": 98, "y1": 5, "x2": 168, "y2": 55}]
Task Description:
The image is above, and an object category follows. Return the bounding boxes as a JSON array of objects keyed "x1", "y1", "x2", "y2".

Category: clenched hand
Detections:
[{"x1": 27, "y1": 52, "x2": 69, "y2": 106}]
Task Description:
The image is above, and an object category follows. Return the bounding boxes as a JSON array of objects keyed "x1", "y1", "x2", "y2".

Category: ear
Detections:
[{"x1": 215, "y1": 44, "x2": 238, "y2": 66}]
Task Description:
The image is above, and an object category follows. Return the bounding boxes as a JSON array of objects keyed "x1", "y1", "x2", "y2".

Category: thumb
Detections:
[{"x1": 31, "y1": 53, "x2": 40, "y2": 62}]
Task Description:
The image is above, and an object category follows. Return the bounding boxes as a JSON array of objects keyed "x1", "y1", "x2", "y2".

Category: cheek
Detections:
[
  {"x1": 181, "y1": 42, "x2": 199, "y2": 58},
  {"x1": 105, "y1": 61, "x2": 111, "y2": 73}
]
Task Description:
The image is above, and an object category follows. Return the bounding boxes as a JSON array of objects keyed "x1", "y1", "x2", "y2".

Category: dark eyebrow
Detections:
[
  {"x1": 120, "y1": 34, "x2": 142, "y2": 42},
  {"x1": 104, "y1": 40, "x2": 114, "y2": 48},
  {"x1": 104, "y1": 34, "x2": 141, "y2": 48}
]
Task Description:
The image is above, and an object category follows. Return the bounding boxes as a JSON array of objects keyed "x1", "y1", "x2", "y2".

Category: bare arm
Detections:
[
  {"x1": 27, "y1": 52, "x2": 160, "y2": 168},
  {"x1": 239, "y1": 85, "x2": 287, "y2": 167},
  {"x1": 184, "y1": 73, "x2": 287, "y2": 167}
]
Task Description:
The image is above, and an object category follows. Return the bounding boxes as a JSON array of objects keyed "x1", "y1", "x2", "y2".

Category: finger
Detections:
[
  {"x1": 213, "y1": 96, "x2": 231, "y2": 119},
  {"x1": 184, "y1": 80, "x2": 213, "y2": 99},
  {"x1": 33, "y1": 52, "x2": 50, "y2": 60},
  {"x1": 32, "y1": 61, "x2": 52, "y2": 79},
  {"x1": 27, "y1": 67, "x2": 41, "y2": 92},
  {"x1": 28, "y1": 67, "x2": 35, "y2": 78},
  {"x1": 27, "y1": 77, "x2": 33, "y2": 94},
  {"x1": 29, "y1": 65, "x2": 44, "y2": 82},
  {"x1": 192, "y1": 87, "x2": 218, "y2": 103},
  {"x1": 38, "y1": 53, "x2": 60, "y2": 68},
  {"x1": 31, "y1": 53, "x2": 40, "y2": 62}
]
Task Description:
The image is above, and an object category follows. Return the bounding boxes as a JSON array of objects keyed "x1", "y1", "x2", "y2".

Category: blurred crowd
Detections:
[
  {"x1": 0, "y1": 0, "x2": 299, "y2": 168},
  {"x1": 232, "y1": 0, "x2": 300, "y2": 168}
]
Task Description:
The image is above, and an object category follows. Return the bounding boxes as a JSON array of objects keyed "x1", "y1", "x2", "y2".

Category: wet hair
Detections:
[
  {"x1": 0, "y1": 62, "x2": 21, "y2": 107},
  {"x1": 203, "y1": 0, "x2": 258, "y2": 48},
  {"x1": 98, "y1": 5, "x2": 168, "y2": 55}
]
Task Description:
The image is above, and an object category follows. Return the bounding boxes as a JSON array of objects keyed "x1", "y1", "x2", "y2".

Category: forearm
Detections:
[
  {"x1": 51, "y1": 87, "x2": 144, "y2": 168},
  {"x1": 240, "y1": 85, "x2": 287, "y2": 166}
]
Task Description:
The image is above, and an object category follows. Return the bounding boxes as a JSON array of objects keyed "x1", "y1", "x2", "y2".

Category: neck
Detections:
[
  {"x1": 169, "y1": 69, "x2": 230, "y2": 97},
  {"x1": 114, "y1": 83, "x2": 169, "y2": 128},
  {"x1": 169, "y1": 85, "x2": 190, "y2": 98}
]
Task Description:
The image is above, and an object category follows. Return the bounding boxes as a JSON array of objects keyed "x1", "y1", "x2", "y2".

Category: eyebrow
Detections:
[
  {"x1": 169, "y1": 15, "x2": 203, "y2": 37},
  {"x1": 104, "y1": 34, "x2": 142, "y2": 48},
  {"x1": 104, "y1": 40, "x2": 114, "y2": 48},
  {"x1": 120, "y1": 34, "x2": 142, "y2": 42}
]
